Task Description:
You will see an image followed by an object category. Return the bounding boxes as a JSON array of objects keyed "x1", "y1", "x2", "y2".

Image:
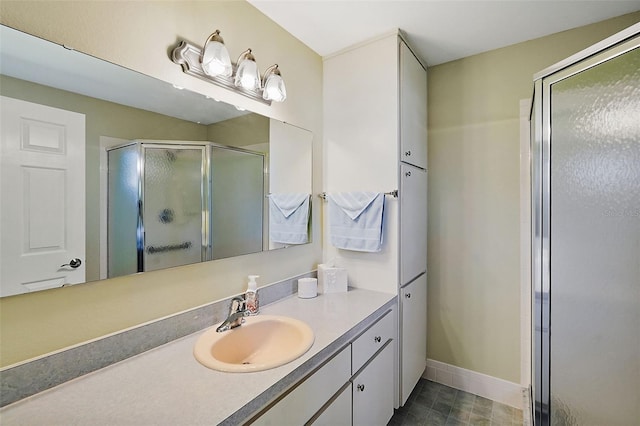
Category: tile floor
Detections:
[{"x1": 388, "y1": 379, "x2": 523, "y2": 426}]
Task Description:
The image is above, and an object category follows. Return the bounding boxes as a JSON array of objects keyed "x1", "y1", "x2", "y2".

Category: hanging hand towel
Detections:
[
  {"x1": 269, "y1": 193, "x2": 310, "y2": 244},
  {"x1": 328, "y1": 192, "x2": 384, "y2": 252}
]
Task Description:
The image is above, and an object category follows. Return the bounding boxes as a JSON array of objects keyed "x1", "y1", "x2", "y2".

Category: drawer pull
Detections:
[
  {"x1": 374, "y1": 336, "x2": 382, "y2": 343},
  {"x1": 405, "y1": 150, "x2": 411, "y2": 156},
  {"x1": 405, "y1": 293, "x2": 412, "y2": 298},
  {"x1": 357, "y1": 384, "x2": 365, "y2": 392}
]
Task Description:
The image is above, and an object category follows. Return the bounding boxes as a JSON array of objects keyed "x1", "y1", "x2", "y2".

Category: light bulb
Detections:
[
  {"x1": 234, "y1": 51, "x2": 261, "y2": 91},
  {"x1": 201, "y1": 31, "x2": 232, "y2": 77},
  {"x1": 263, "y1": 72, "x2": 287, "y2": 102}
]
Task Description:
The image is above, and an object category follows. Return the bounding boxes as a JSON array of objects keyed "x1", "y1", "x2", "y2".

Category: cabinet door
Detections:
[
  {"x1": 352, "y1": 343, "x2": 394, "y2": 426},
  {"x1": 400, "y1": 274, "x2": 427, "y2": 405},
  {"x1": 400, "y1": 41, "x2": 427, "y2": 169},
  {"x1": 400, "y1": 163, "x2": 428, "y2": 285},
  {"x1": 311, "y1": 384, "x2": 352, "y2": 426}
]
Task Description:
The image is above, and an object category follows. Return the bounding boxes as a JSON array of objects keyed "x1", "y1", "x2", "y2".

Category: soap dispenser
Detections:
[{"x1": 245, "y1": 275, "x2": 260, "y2": 315}]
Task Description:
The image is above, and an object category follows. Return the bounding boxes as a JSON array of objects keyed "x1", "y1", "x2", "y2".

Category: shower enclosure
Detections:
[
  {"x1": 531, "y1": 26, "x2": 639, "y2": 425},
  {"x1": 107, "y1": 140, "x2": 265, "y2": 278}
]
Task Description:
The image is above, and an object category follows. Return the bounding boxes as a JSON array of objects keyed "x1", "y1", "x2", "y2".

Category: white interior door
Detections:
[{"x1": 1, "y1": 96, "x2": 85, "y2": 296}]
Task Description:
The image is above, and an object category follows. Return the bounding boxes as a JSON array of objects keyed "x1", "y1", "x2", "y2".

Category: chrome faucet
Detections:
[{"x1": 216, "y1": 296, "x2": 249, "y2": 332}]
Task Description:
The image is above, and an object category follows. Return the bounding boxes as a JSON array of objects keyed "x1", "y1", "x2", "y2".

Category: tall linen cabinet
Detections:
[{"x1": 324, "y1": 31, "x2": 428, "y2": 408}]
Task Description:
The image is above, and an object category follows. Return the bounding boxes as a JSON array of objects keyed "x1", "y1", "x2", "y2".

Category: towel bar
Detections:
[{"x1": 318, "y1": 190, "x2": 398, "y2": 200}]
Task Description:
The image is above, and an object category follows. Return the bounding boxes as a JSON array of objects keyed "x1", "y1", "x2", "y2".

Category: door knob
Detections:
[
  {"x1": 61, "y1": 258, "x2": 82, "y2": 268},
  {"x1": 405, "y1": 293, "x2": 411, "y2": 298}
]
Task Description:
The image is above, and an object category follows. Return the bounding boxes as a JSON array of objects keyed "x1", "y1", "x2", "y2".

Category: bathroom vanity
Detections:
[{"x1": 0, "y1": 289, "x2": 396, "y2": 425}]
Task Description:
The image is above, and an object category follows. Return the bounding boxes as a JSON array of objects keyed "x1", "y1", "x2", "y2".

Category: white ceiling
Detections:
[{"x1": 248, "y1": 0, "x2": 640, "y2": 66}]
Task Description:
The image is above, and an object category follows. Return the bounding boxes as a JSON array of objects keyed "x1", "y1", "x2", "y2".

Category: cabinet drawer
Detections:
[
  {"x1": 253, "y1": 346, "x2": 351, "y2": 425},
  {"x1": 352, "y1": 310, "x2": 394, "y2": 373}
]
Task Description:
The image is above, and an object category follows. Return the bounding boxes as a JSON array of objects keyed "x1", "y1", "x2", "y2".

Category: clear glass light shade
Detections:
[
  {"x1": 201, "y1": 40, "x2": 232, "y2": 77},
  {"x1": 262, "y1": 73, "x2": 287, "y2": 102},
  {"x1": 234, "y1": 58, "x2": 261, "y2": 91}
]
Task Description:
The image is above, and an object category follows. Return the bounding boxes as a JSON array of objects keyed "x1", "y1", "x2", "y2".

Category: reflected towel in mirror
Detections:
[
  {"x1": 269, "y1": 193, "x2": 310, "y2": 244},
  {"x1": 327, "y1": 192, "x2": 384, "y2": 252}
]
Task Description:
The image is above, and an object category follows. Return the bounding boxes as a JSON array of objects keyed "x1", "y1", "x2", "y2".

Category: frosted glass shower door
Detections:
[
  {"x1": 210, "y1": 146, "x2": 264, "y2": 259},
  {"x1": 108, "y1": 144, "x2": 139, "y2": 277},
  {"x1": 547, "y1": 44, "x2": 639, "y2": 424},
  {"x1": 142, "y1": 145, "x2": 206, "y2": 272}
]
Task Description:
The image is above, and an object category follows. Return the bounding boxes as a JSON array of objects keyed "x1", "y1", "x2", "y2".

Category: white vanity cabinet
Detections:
[
  {"x1": 252, "y1": 346, "x2": 351, "y2": 425},
  {"x1": 252, "y1": 309, "x2": 396, "y2": 426},
  {"x1": 324, "y1": 30, "x2": 428, "y2": 408},
  {"x1": 350, "y1": 309, "x2": 395, "y2": 426}
]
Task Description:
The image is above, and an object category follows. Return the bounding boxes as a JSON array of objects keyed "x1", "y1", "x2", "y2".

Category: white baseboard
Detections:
[{"x1": 424, "y1": 359, "x2": 525, "y2": 409}]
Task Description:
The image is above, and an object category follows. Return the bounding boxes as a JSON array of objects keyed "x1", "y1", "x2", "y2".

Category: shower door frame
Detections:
[
  {"x1": 139, "y1": 142, "x2": 210, "y2": 272},
  {"x1": 531, "y1": 25, "x2": 640, "y2": 425},
  {"x1": 107, "y1": 139, "x2": 268, "y2": 276}
]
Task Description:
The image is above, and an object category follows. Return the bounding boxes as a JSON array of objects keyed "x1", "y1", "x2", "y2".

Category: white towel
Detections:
[
  {"x1": 269, "y1": 193, "x2": 310, "y2": 244},
  {"x1": 328, "y1": 192, "x2": 384, "y2": 252}
]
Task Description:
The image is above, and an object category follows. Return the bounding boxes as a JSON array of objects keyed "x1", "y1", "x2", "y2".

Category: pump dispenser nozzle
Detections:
[{"x1": 246, "y1": 275, "x2": 260, "y2": 315}]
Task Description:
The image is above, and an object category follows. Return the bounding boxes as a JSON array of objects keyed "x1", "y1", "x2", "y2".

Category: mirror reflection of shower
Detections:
[{"x1": 107, "y1": 140, "x2": 265, "y2": 278}]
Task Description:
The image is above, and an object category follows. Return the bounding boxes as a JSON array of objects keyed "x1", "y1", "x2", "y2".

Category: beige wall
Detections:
[
  {"x1": 207, "y1": 113, "x2": 269, "y2": 148},
  {"x1": 0, "y1": 1, "x2": 323, "y2": 367},
  {"x1": 427, "y1": 12, "x2": 640, "y2": 383}
]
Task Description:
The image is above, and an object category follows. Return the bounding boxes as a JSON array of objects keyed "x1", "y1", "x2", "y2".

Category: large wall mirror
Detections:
[{"x1": 0, "y1": 25, "x2": 313, "y2": 298}]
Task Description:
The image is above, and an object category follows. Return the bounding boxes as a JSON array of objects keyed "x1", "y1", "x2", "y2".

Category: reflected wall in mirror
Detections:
[{"x1": 0, "y1": 25, "x2": 313, "y2": 297}]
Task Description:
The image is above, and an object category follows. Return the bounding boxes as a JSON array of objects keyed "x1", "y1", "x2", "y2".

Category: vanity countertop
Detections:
[{"x1": 0, "y1": 288, "x2": 395, "y2": 425}]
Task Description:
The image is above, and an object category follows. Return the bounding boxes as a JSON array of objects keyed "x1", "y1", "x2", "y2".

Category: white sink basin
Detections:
[{"x1": 194, "y1": 315, "x2": 315, "y2": 372}]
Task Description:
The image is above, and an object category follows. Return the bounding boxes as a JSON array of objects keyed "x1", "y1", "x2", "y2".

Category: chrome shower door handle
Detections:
[{"x1": 61, "y1": 258, "x2": 82, "y2": 268}]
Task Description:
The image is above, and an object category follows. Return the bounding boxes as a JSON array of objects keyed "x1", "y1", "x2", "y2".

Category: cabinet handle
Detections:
[
  {"x1": 405, "y1": 150, "x2": 411, "y2": 156},
  {"x1": 374, "y1": 336, "x2": 382, "y2": 343},
  {"x1": 405, "y1": 293, "x2": 412, "y2": 298},
  {"x1": 357, "y1": 384, "x2": 365, "y2": 392},
  {"x1": 405, "y1": 171, "x2": 412, "y2": 177}
]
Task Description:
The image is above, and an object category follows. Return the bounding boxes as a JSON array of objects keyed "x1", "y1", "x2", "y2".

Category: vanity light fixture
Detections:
[
  {"x1": 262, "y1": 64, "x2": 287, "y2": 102},
  {"x1": 234, "y1": 49, "x2": 261, "y2": 91},
  {"x1": 172, "y1": 31, "x2": 287, "y2": 105},
  {"x1": 201, "y1": 30, "x2": 232, "y2": 77}
]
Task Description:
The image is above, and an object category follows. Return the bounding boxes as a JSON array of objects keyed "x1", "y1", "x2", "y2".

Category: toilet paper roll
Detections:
[{"x1": 298, "y1": 278, "x2": 318, "y2": 299}]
